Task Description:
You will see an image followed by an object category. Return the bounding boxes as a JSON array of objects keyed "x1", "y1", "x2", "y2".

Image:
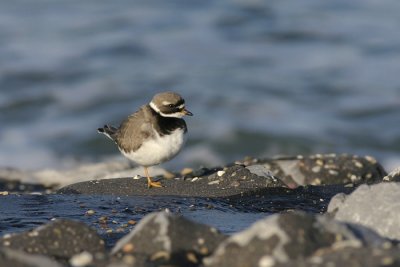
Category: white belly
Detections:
[{"x1": 120, "y1": 129, "x2": 186, "y2": 167}]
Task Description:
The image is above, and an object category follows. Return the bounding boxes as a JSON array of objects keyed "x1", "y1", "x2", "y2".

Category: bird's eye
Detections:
[{"x1": 168, "y1": 104, "x2": 174, "y2": 108}]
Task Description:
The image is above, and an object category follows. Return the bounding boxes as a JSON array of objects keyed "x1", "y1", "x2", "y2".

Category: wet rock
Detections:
[
  {"x1": 383, "y1": 167, "x2": 400, "y2": 182},
  {"x1": 111, "y1": 211, "x2": 226, "y2": 267},
  {"x1": 57, "y1": 165, "x2": 284, "y2": 197},
  {"x1": 0, "y1": 219, "x2": 106, "y2": 263},
  {"x1": 0, "y1": 248, "x2": 62, "y2": 267},
  {"x1": 224, "y1": 184, "x2": 354, "y2": 213},
  {"x1": 328, "y1": 182, "x2": 400, "y2": 240},
  {"x1": 204, "y1": 212, "x2": 387, "y2": 267},
  {"x1": 257, "y1": 154, "x2": 386, "y2": 187}
]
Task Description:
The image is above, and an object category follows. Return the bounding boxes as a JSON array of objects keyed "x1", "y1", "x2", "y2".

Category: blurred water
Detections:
[{"x1": 0, "y1": 0, "x2": 399, "y2": 173}]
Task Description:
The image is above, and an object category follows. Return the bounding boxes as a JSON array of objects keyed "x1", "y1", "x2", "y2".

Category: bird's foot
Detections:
[{"x1": 147, "y1": 179, "x2": 162, "y2": 188}]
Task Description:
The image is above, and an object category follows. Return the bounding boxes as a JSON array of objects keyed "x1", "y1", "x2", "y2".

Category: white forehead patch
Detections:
[{"x1": 178, "y1": 104, "x2": 185, "y2": 109}]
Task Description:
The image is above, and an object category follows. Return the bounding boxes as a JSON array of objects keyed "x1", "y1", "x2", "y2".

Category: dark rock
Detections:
[
  {"x1": 257, "y1": 154, "x2": 386, "y2": 187},
  {"x1": 204, "y1": 212, "x2": 388, "y2": 267},
  {"x1": 0, "y1": 248, "x2": 62, "y2": 267},
  {"x1": 57, "y1": 165, "x2": 284, "y2": 197},
  {"x1": 328, "y1": 182, "x2": 400, "y2": 240},
  {"x1": 111, "y1": 211, "x2": 226, "y2": 267},
  {"x1": 0, "y1": 219, "x2": 106, "y2": 263}
]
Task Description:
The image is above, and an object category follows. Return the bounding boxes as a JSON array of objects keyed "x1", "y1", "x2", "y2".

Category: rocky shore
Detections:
[{"x1": 0, "y1": 154, "x2": 399, "y2": 267}]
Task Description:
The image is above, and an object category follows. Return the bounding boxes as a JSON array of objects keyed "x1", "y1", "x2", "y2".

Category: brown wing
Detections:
[{"x1": 115, "y1": 105, "x2": 155, "y2": 152}]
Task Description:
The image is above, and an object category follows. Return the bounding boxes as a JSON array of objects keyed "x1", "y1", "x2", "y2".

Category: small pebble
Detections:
[
  {"x1": 116, "y1": 227, "x2": 125, "y2": 233},
  {"x1": 199, "y1": 246, "x2": 209, "y2": 255},
  {"x1": 150, "y1": 251, "x2": 170, "y2": 261},
  {"x1": 365, "y1": 155, "x2": 377, "y2": 164},
  {"x1": 311, "y1": 178, "x2": 321, "y2": 185},
  {"x1": 85, "y1": 210, "x2": 95, "y2": 216},
  {"x1": 353, "y1": 160, "x2": 364, "y2": 168},
  {"x1": 350, "y1": 174, "x2": 359, "y2": 182},
  {"x1": 217, "y1": 170, "x2": 225, "y2": 177},
  {"x1": 208, "y1": 180, "x2": 220, "y2": 185},
  {"x1": 28, "y1": 231, "x2": 39, "y2": 237},
  {"x1": 312, "y1": 166, "x2": 321, "y2": 173},
  {"x1": 258, "y1": 255, "x2": 276, "y2": 267},
  {"x1": 328, "y1": 170, "x2": 339, "y2": 176},
  {"x1": 2, "y1": 234, "x2": 11, "y2": 239},
  {"x1": 133, "y1": 175, "x2": 141, "y2": 180},
  {"x1": 0, "y1": 191, "x2": 9, "y2": 196},
  {"x1": 324, "y1": 164, "x2": 337, "y2": 169},
  {"x1": 186, "y1": 252, "x2": 198, "y2": 264},
  {"x1": 128, "y1": 220, "x2": 137, "y2": 225},
  {"x1": 191, "y1": 177, "x2": 199, "y2": 182},
  {"x1": 69, "y1": 251, "x2": 93, "y2": 267},
  {"x1": 98, "y1": 216, "x2": 108, "y2": 222}
]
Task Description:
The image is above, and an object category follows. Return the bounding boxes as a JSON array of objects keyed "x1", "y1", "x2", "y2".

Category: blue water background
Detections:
[{"x1": 0, "y1": 0, "x2": 399, "y2": 172}]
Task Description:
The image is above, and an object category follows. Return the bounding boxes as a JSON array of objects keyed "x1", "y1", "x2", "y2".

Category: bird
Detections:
[{"x1": 97, "y1": 92, "x2": 192, "y2": 188}]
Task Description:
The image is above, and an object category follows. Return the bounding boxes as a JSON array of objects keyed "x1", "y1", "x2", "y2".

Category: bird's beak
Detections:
[{"x1": 182, "y1": 108, "x2": 193, "y2": 116}]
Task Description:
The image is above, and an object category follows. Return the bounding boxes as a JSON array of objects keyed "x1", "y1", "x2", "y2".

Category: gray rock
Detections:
[
  {"x1": 0, "y1": 219, "x2": 106, "y2": 263},
  {"x1": 257, "y1": 154, "x2": 386, "y2": 187},
  {"x1": 0, "y1": 248, "x2": 62, "y2": 267},
  {"x1": 383, "y1": 167, "x2": 400, "y2": 182},
  {"x1": 204, "y1": 212, "x2": 387, "y2": 267},
  {"x1": 111, "y1": 211, "x2": 226, "y2": 267},
  {"x1": 328, "y1": 182, "x2": 400, "y2": 240},
  {"x1": 275, "y1": 246, "x2": 400, "y2": 267},
  {"x1": 207, "y1": 165, "x2": 286, "y2": 189}
]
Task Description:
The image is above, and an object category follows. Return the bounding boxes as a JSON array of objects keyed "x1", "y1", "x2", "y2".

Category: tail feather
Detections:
[{"x1": 97, "y1": 125, "x2": 118, "y2": 141}]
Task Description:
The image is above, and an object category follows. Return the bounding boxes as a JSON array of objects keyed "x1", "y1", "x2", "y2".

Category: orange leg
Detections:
[{"x1": 144, "y1": 166, "x2": 162, "y2": 188}]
